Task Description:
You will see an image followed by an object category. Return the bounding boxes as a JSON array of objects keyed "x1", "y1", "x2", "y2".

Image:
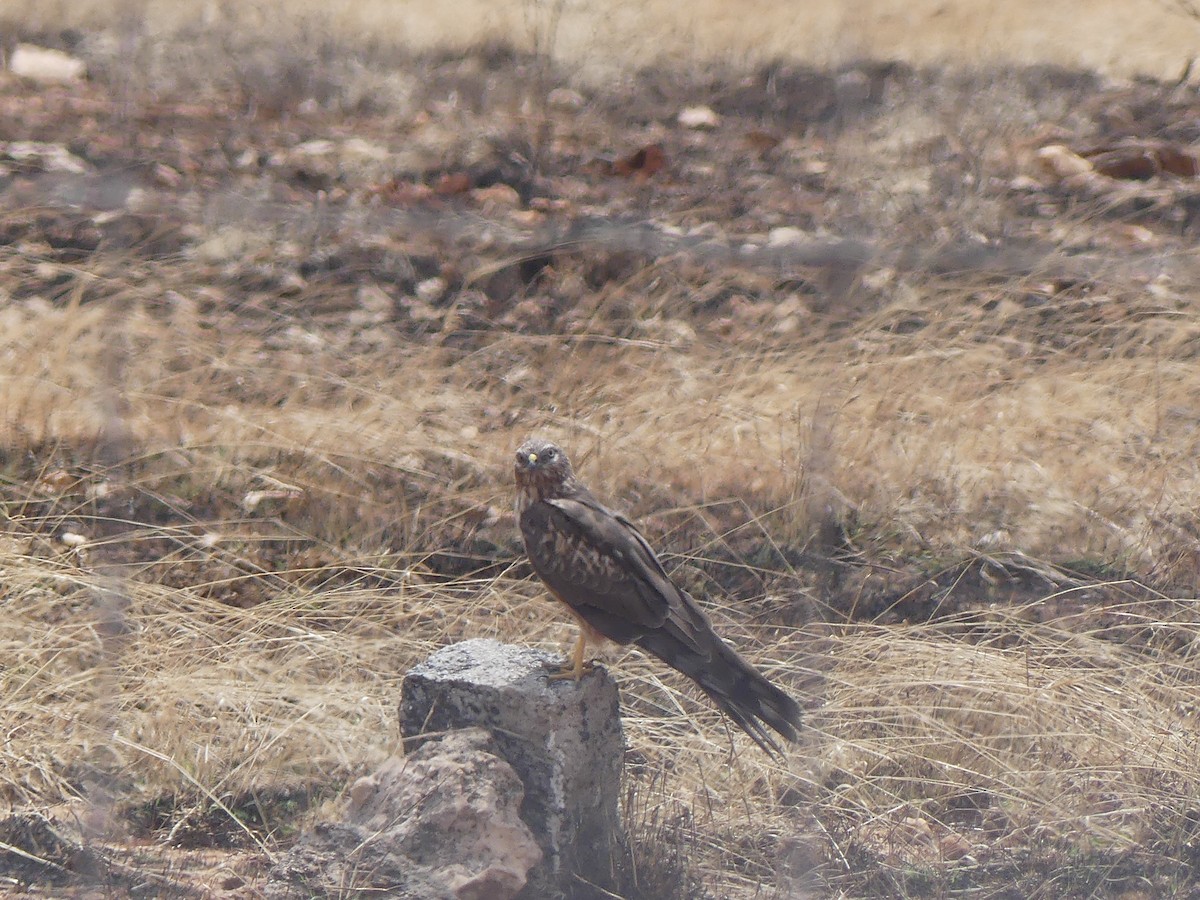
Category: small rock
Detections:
[
  {"x1": 340, "y1": 137, "x2": 390, "y2": 165},
  {"x1": 33, "y1": 261, "x2": 59, "y2": 280},
  {"x1": 773, "y1": 315, "x2": 802, "y2": 334},
  {"x1": 547, "y1": 87, "x2": 586, "y2": 110},
  {"x1": 415, "y1": 277, "x2": 447, "y2": 304},
  {"x1": 768, "y1": 226, "x2": 808, "y2": 247},
  {"x1": 1, "y1": 142, "x2": 91, "y2": 175},
  {"x1": 508, "y1": 208, "x2": 545, "y2": 227},
  {"x1": 1037, "y1": 144, "x2": 1093, "y2": 179},
  {"x1": 193, "y1": 227, "x2": 272, "y2": 264},
  {"x1": 357, "y1": 283, "x2": 393, "y2": 315},
  {"x1": 678, "y1": 105, "x2": 720, "y2": 129},
  {"x1": 152, "y1": 163, "x2": 182, "y2": 188},
  {"x1": 10, "y1": 44, "x2": 86, "y2": 83},
  {"x1": 234, "y1": 148, "x2": 260, "y2": 170},
  {"x1": 241, "y1": 489, "x2": 303, "y2": 513},
  {"x1": 688, "y1": 221, "x2": 723, "y2": 238},
  {"x1": 1008, "y1": 174, "x2": 1042, "y2": 191},
  {"x1": 472, "y1": 183, "x2": 521, "y2": 208}
]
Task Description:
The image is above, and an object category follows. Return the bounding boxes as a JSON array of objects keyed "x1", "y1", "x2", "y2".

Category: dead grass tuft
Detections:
[{"x1": 803, "y1": 598, "x2": 1200, "y2": 894}]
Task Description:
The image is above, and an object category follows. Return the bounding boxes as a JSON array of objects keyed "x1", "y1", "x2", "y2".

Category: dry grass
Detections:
[
  {"x1": 8, "y1": 283, "x2": 1200, "y2": 577},
  {"x1": 3, "y1": 0, "x2": 1197, "y2": 79},
  {"x1": 4, "y1": 7, "x2": 1200, "y2": 898},
  {"x1": 813, "y1": 600, "x2": 1200, "y2": 892},
  {"x1": 6, "y1": 274, "x2": 1200, "y2": 894}
]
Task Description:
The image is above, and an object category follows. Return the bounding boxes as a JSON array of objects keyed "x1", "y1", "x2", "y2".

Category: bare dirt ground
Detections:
[{"x1": 5, "y1": 4, "x2": 1200, "y2": 898}]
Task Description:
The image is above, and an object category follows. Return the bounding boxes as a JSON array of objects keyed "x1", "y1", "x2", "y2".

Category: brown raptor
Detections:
[{"x1": 514, "y1": 437, "x2": 802, "y2": 756}]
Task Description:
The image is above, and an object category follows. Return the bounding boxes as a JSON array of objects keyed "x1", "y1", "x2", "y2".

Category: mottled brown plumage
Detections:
[{"x1": 514, "y1": 437, "x2": 802, "y2": 756}]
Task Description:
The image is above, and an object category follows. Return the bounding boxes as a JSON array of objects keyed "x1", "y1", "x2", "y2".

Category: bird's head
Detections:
[{"x1": 514, "y1": 437, "x2": 576, "y2": 498}]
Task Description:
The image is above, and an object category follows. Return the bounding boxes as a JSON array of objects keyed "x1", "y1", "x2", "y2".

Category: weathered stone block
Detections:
[{"x1": 400, "y1": 639, "x2": 624, "y2": 900}]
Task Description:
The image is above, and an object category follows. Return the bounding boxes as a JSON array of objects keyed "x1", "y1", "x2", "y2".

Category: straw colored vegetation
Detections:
[
  {"x1": 3, "y1": 3, "x2": 1200, "y2": 897},
  {"x1": 3, "y1": 0, "x2": 1196, "y2": 79}
]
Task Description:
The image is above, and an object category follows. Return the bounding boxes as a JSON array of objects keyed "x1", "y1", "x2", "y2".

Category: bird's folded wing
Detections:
[{"x1": 540, "y1": 497, "x2": 674, "y2": 630}]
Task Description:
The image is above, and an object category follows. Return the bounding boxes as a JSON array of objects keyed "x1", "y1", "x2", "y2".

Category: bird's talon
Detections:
[
  {"x1": 542, "y1": 629, "x2": 593, "y2": 681},
  {"x1": 545, "y1": 659, "x2": 595, "y2": 681}
]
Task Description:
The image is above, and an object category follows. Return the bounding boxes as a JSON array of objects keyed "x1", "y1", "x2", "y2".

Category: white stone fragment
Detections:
[{"x1": 11, "y1": 44, "x2": 86, "y2": 83}]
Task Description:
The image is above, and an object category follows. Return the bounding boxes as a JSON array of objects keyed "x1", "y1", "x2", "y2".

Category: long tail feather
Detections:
[{"x1": 636, "y1": 622, "x2": 802, "y2": 757}]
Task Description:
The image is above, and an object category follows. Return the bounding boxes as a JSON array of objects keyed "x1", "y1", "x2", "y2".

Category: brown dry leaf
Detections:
[
  {"x1": 579, "y1": 157, "x2": 615, "y2": 177},
  {"x1": 937, "y1": 831, "x2": 973, "y2": 861},
  {"x1": 1110, "y1": 223, "x2": 1157, "y2": 245},
  {"x1": 857, "y1": 814, "x2": 941, "y2": 867},
  {"x1": 1087, "y1": 147, "x2": 1159, "y2": 180},
  {"x1": 471, "y1": 183, "x2": 521, "y2": 208},
  {"x1": 434, "y1": 172, "x2": 473, "y2": 195},
  {"x1": 37, "y1": 469, "x2": 77, "y2": 494},
  {"x1": 1080, "y1": 141, "x2": 1200, "y2": 180},
  {"x1": 529, "y1": 196, "x2": 572, "y2": 212},
  {"x1": 743, "y1": 130, "x2": 782, "y2": 153},
  {"x1": 612, "y1": 143, "x2": 667, "y2": 180},
  {"x1": 508, "y1": 209, "x2": 545, "y2": 227},
  {"x1": 372, "y1": 178, "x2": 435, "y2": 204},
  {"x1": 1156, "y1": 144, "x2": 1200, "y2": 177}
]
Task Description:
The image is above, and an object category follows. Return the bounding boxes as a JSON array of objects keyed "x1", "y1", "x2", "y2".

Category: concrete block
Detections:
[{"x1": 401, "y1": 639, "x2": 624, "y2": 899}]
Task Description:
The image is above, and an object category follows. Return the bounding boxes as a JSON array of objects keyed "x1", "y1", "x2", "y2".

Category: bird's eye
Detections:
[{"x1": 543, "y1": 448, "x2": 557, "y2": 460}]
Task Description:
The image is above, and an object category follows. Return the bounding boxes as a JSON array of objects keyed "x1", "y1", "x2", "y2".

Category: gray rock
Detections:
[
  {"x1": 400, "y1": 639, "x2": 625, "y2": 900},
  {"x1": 267, "y1": 728, "x2": 540, "y2": 900}
]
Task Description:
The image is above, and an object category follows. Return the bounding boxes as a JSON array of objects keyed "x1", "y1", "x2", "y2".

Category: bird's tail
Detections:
[{"x1": 636, "y1": 620, "x2": 802, "y2": 757}]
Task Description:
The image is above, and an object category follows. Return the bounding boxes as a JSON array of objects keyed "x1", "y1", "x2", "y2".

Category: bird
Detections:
[{"x1": 513, "y1": 436, "x2": 802, "y2": 756}]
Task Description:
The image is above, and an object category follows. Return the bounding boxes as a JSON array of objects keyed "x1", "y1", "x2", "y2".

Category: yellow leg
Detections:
[{"x1": 548, "y1": 630, "x2": 593, "y2": 681}]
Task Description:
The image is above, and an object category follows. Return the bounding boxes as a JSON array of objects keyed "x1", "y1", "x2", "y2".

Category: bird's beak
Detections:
[{"x1": 525, "y1": 452, "x2": 538, "y2": 465}]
